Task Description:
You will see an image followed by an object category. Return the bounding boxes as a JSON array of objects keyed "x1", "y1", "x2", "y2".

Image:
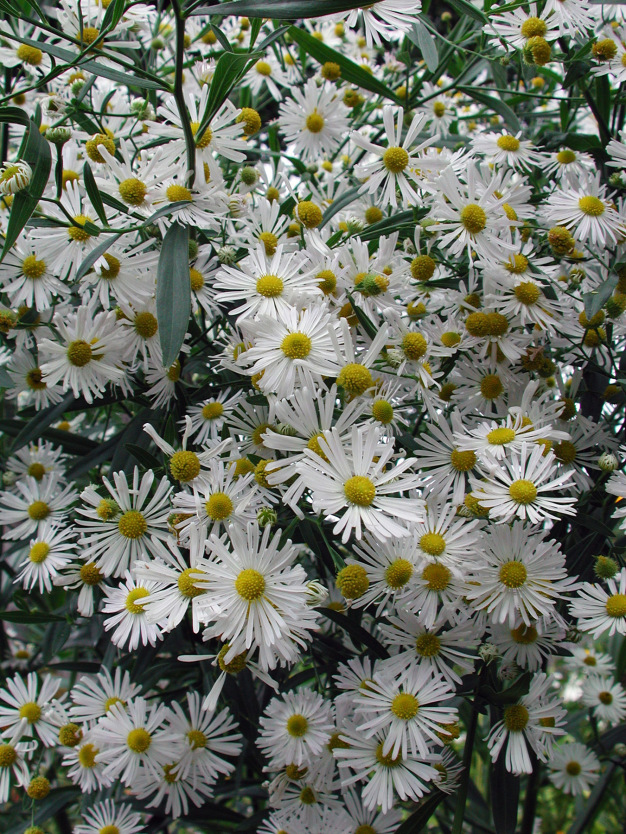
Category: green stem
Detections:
[
  {"x1": 451, "y1": 691, "x2": 480, "y2": 834},
  {"x1": 171, "y1": 0, "x2": 197, "y2": 187}
]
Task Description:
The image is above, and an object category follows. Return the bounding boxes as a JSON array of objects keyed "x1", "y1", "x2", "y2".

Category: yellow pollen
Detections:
[
  {"x1": 299, "y1": 787, "x2": 317, "y2": 805},
  {"x1": 415, "y1": 633, "x2": 441, "y2": 657},
  {"x1": 433, "y1": 101, "x2": 446, "y2": 118},
  {"x1": 578, "y1": 196, "x2": 605, "y2": 217},
  {"x1": 205, "y1": 492, "x2": 234, "y2": 521},
  {"x1": 391, "y1": 692, "x2": 419, "y2": 720},
  {"x1": 487, "y1": 427, "x2": 516, "y2": 445},
  {"x1": 22, "y1": 255, "x2": 46, "y2": 279},
  {"x1": 118, "y1": 510, "x2": 147, "y2": 539},
  {"x1": 126, "y1": 727, "x2": 151, "y2": 753},
  {"x1": 235, "y1": 568, "x2": 266, "y2": 601},
  {"x1": 67, "y1": 339, "x2": 93, "y2": 366},
  {"x1": 258, "y1": 231, "x2": 279, "y2": 256},
  {"x1": 68, "y1": 215, "x2": 93, "y2": 242},
  {"x1": 80, "y1": 563, "x2": 103, "y2": 585},
  {"x1": 217, "y1": 643, "x2": 248, "y2": 674},
  {"x1": 554, "y1": 440, "x2": 576, "y2": 464},
  {"x1": 202, "y1": 401, "x2": 224, "y2": 420},
  {"x1": 496, "y1": 135, "x2": 521, "y2": 152},
  {"x1": 100, "y1": 253, "x2": 120, "y2": 279},
  {"x1": 189, "y1": 268, "x2": 204, "y2": 292},
  {"x1": 97, "y1": 499, "x2": 119, "y2": 520},
  {"x1": 169, "y1": 450, "x2": 201, "y2": 482},
  {"x1": 509, "y1": 479, "x2": 537, "y2": 505},
  {"x1": 19, "y1": 701, "x2": 41, "y2": 723},
  {"x1": 383, "y1": 146, "x2": 409, "y2": 173},
  {"x1": 480, "y1": 373, "x2": 503, "y2": 400},
  {"x1": 26, "y1": 368, "x2": 46, "y2": 391},
  {"x1": 422, "y1": 562, "x2": 452, "y2": 591},
  {"x1": 606, "y1": 593, "x2": 626, "y2": 618},
  {"x1": 499, "y1": 560, "x2": 528, "y2": 588},
  {"x1": 255, "y1": 60, "x2": 272, "y2": 76},
  {"x1": 297, "y1": 201, "x2": 322, "y2": 228},
  {"x1": 236, "y1": 108, "x2": 262, "y2": 136},
  {"x1": 59, "y1": 723, "x2": 82, "y2": 747},
  {"x1": 118, "y1": 178, "x2": 147, "y2": 206},
  {"x1": 420, "y1": 532, "x2": 446, "y2": 556},
  {"x1": 514, "y1": 281, "x2": 541, "y2": 305},
  {"x1": 337, "y1": 363, "x2": 374, "y2": 396},
  {"x1": 375, "y1": 742, "x2": 403, "y2": 767},
  {"x1": 461, "y1": 204, "x2": 487, "y2": 234},
  {"x1": 85, "y1": 133, "x2": 114, "y2": 164},
  {"x1": 286, "y1": 714, "x2": 309, "y2": 737},
  {"x1": 505, "y1": 254, "x2": 529, "y2": 274},
  {"x1": 256, "y1": 274, "x2": 284, "y2": 298},
  {"x1": 78, "y1": 743, "x2": 98, "y2": 767},
  {"x1": 598, "y1": 691, "x2": 613, "y2": 705},
  {"x1": 134, "y1": 311, "x2": 158, "y2": 339},
  {"x1": 29, "y1": 542, "x2": 50, "y2": 563},
  {"x1": 401, "y1": 332, "x2": 427, "y2": 360},
  {"x1": 385, "y1": 558, "x2": 413, "y2": 589},
  {"x1": 28, "y1": 501, "x2": 50, "y2": 521},
  {"x1": 166, "y1": 184, "x2": 192, "y2": 202},
  {"x1": 17, "y1": 44, "x2": 43, "y2": 65},
  {"x1": 27, "y1": 463, "x2": 46, "y2": 480},
  {"x1": 365, "y1": 206, "x2": 383, "y2": 225},
  {"x1": 504, "y1": 704, "x2": 529, "y2": 732},
  {"x1": 177, "y1": 567, "x2": 205, "y2": 598},
  {"x1": 566, "y1": 761, "x2": 582, "y2": 776},
  {"x1": 281, "y1": 332, "x2": 312, "y2": 359},
  {"x1": 190, "y1": 121, "x2": 213, "y2": 149},
  {"x1": 187, "y1": 728, "x2": 207, "y2": 749},
  {"x1": 125, "y1": 587, "x2": 149, "y2": 614},
  {"x1": 336, "y1": 564, "x2": 369, "y2": 599},
  {"x1": 305, "y1": 111, "x2": 325, "y2": 133},
  {"x1": 450, "y1": 448, "x2": 476, "y2": 472},
  {"x1": 441, "y1": 331, "x2": 461, "y2": 348},
  {"x1": 0, "y1": 744, "x2": 17, "y2": 767},
  {"x1": 520, "y1": 16, "x2": 547, "y2": 38},
  {"x1": 372, "y1": 399, "x2": 394, "y2": 424},
  {"x1": 557, "y1": 149, "x2": 576, "y2": 165},
  {"x1": 81, "y1": 26, "x2": 100, "y2": 45},
  {"x1": 344, "y1": 475, "x2": 376, "y2": 506}
]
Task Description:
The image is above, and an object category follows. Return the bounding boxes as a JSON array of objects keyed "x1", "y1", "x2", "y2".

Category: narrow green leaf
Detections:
[
  {"x1": 490, "y1": 755, "x2": 520, "y2": 834},
  {"x1": 197, "y1": 50, "x2": 262, "y2": 136},
  {"x1": 0, "y1": 609, "x2": 66, "y2": 623},
  {"x1": 288, "y1": 25, "x2": 398, "y2": 103},
  {"x1": 126, "y1": 442, "x2": 164, "y2": 471},
  {"x1": 9, "y1": 393, "x2": 75, "y2": 452},
  {"x1": 0, "y1": 105, "x2": 31, "y2": 127},
  {"x1": 459, "y1": 86, "x2": 520, "y2": 133},
  {"x1": 189, "y1": 0, "x2": 370, "y2": 19},
  {"x1": 409, "y1": 19, "x2": 439, "y2": 73},
  {"x1": 1, "y1": 118, "x2": 51, "y2": 259},
  {"x1": 75, "y1": 233, "x2": 122, "y2": 282},
  {"x1": 320, "y1": 186, "x2": 360, "y2": 228},
  {"x1": 447, "y1": 0, "x2": 488, "y2": 23},
  {"x1": 157, "y1": 223, "x2": 191, "y2": 368},
  {"x1": 211, "y1": 22, "x2": 234, "y2": 52},
  {"x1": 83, "y1": 162, "x2": 108, "y2": 225},
  {"x1": 584, "y1": 275, "x2": 618, "y2": 320},
  {"x1": 394, "y1": 792, "x2": 446, "y2": 833}
]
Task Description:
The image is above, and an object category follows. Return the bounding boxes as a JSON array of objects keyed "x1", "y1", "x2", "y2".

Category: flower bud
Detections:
[
  {"x1": 598, "y1": 451, "x2": 619, "y2": 472},
  {"x1": 0, "y1": 161, "x2": 32, "y2": 195}
]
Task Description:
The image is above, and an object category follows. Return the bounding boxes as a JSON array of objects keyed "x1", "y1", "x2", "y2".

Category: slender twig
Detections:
[{"x1": 171, "y1": 0, "x2": 197, "y2": 187}]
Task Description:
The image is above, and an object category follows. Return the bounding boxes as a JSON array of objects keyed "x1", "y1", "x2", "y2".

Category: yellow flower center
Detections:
[
  {"x1": 237, "y1": 107, "x2": 262, "y2": 136},
  {"x1": 118, "y1": 177, "x2": 147, "y2": 206},
  {"x1": 420, "y1": 532, "x2": 446, "y2": 556},
  {"x1": 190, "y1": 121, "x2": 213, "y2": 149},
  {"x1": 166, "y1": 184, "x2": 192, "y2": 202},
  {"x1": 255, "y1": 60, "x2": 272, "y2": 76},
  {"x1": 450, "y1": 448, "x2": 476, "y2": 472},
  {"x1": 480, "y1": 373, "x2": 503, "y2": 400},
  {"x1": 17, "y1": 44, "x2": 43, "y2": 65},
  {"x1": 504, "y1": 704, "x2": 529, "y2": 732},
  {"x1": 499, "y1": 560, "x2": 528, "y2": 588},
  {"x1": 81, "y1": 26, "x2": 100, "y2": 45},
  {"x1": 202, "y1": 401, "x2": 224, "y2": 420},
  {"x1": 19, "y1": 701, "x2": 41, "y2": 723},
  {"x1": 299, "y1": 786, "x2": 317, "y2": 805},
  {"x1": 553, "y1": 440, "x2": 576, "y2": 464},
  {"x1": 606, "y1": 593, "x2": 626, "y2": 618},
  {"x1": 100, "y1": 253, "x2": 120, "y2": 279},
  {"x1": 382, "y1": 146, "x2": 409, "y2": 173},
  {"x1": 29, "y1": 542, "x2": 50, "y2": 563},
  {"x1": 258, "y1": 231, "x2": 279, "y2": 256},
  {"x1": 28, "y1": 501, "x2": 50, "y2": 521},
  {"x1": 401, "y1": 332, "x2": 427, "y2": 360},
  {"x1": 22, "y1": 255, "x2": 46, "y2": 279},
  {"x1": 217, "y1": 643, "x2": 248, "y2": 674},
  {"x1": 177, "y1": 567, "x2": 205, "y2": 598},
  {"x1": 520, "y1": 16, "x2": 547, "y2": 38},
  {"x1": 169, "y1": 450, "x2": 201, "y2": 482},
  {"x1": 598, "y1": 691, "x2": 613, "y2": 705},
  {"x1": 391, "y1": 692, "x2": 419, "y2": 720},
  {"x1": 85, "y1": 133, "x2": 114, "y2": 163},
  {"x1": 422, "y1": 562, "x2": 452, "y2": 591},
  {"x1": 67, "y1": 339, "x2": 93, "y2": 367},
  {"x1": 98, "y1": 499, "x2": 120, "y2": 522},
  {"x1": 78, "y1": 743, "x2": 98, "y2": 768},
  {"x1": 125, "y1": 587, "x2": 149, "y2": 614},
  {"x1": 372, "y1": 399, "x2": 394, "y2": 424},
  {"x1": 297, "y1": 201, "x2": 322, "y2": 228},
  {"x1": 415, "y1": 633, "x2": 441, "y2": 657},
  {"x1": 0, "y1": 744, "x2": 17, "y2": 767},
  {"x1": 461, "y1": 204, "x2": 487, "y2": 234},
  {"x1": 286, "y1": 714, "x2": 309, "y2": 737},
  {"x1": 190, "y1": 267, "x2": 204, "y2": 292},
  {"x1": 205, "y1": 492, "x2": 234, "y2": 521},
  {"x1": 505, "y1": 254, "x2": 529, "y2": 274},
  {"x1": 281, "y1": 332, "x2": 312, "y2": 359},
  {"x1": 256, "y1": 274, "x2": 284, "y2": 298},
  {"x1": 375, "y1": 742, "x2": 403, "y2": 768},
  {"x1": 118, "y1": 510, "x2": 148, "y2": 539},
  {"x1": 578, "y1": 196, "x2": 605, "y2": 217},
  {"x1": 508, "y1": 479, "x2": 537, "y2": 505},
  {"x1": 187, "y1": 729, "x2": 207, "y2": 749},
  {"x1": 496, "y1": 135, "x2": 521, "y2": 152},
  {"x1": 557, "y1": 149, "x2": 576, "y2": 165},
  {"x1": 486, "y1": 427, "x2": 516, "y2": 445},
  {"x1": 235, "y1": 568, "x2": 266, "y2": 601},
  {"x1": 510, "y1": 624, "x2": 538, "y2": 644},
  {"x1": 365, "y1": 206, "x2": 383, "y2": 225},
  {"x1": 440, "y1": 331, "x2": 461, "y2": 348},
  {"x1": 337, "y1": 363, "x2": 374, "y2": 396},
  {"x1": 514, "y1": 281, "x2": 541, "y2": 305},
  {"x1": 27, "y1": 462, "x2": 46, "y2": 480},
  {"x1": 134, "y1": 311, "x2": 158, "y2": 340},
  {"x1": 433, "y1": 101, "x2": 446, "y2": 118},
  {"x1": 104, "y1": 696, "x2": 125, "y2": 712},
  {"x1": 126, "y1": 727, "x2": 151, "y2": 753},
  {"x1": 336, "y1": 564, "x2": 369, "y2": 599},
  {"x1": 26, "y1": 368, "x2": 46, "y2": 390},
  {"x1": 80, "y1": 563, "x2": 103, "y2": 585},
  {"x1": 68, "y1": 214, "x2": 94, "y2": 242},
  {"x1": 566, "y1": 761, "x2": 582, "y2": 776},
  {"x1": 344, "y1": 475, "x2": 376, "y2": 506},
  {"x1": 385, "y1": 558, "x2": 413, "y2": 589},
  {"x1": 306, "y1": 111, "x2": 325, "y2": 133}
]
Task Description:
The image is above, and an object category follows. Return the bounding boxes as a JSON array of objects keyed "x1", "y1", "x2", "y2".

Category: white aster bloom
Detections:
[
  {"x1": 569, "y1": 568, "x2": 626, "y2": 638},
  {"x1": 73, "y1": 799, "x2": 145, "y2": 834},
  {"x1": 258, "y1": 689, "x2": 334, "y2": 769},
  {"x1": 548, "y1": 742, "x2": 601, "y2": 796}
]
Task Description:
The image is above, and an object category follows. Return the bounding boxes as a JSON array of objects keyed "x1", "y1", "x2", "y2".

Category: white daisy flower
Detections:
[
  {"x1": 543, "y1": 175, "x2": 623, "y2": 248},
  {"x1": 569, "y1": 568, "x2": 626, "y2": 638},
  {"x1": 279, "y1": 79, "x2": 350, "y2": 163},
  {"x1": 548, "y1": 742, "x2": 601, "y2": 796},
  {"x1": 0, "y1": 671, "x2": 65, "y2": 746},
  {"x1": 581, "y1": 675, "x2": 626, "y2": 723},
  {"x1": 73, "y1": 799, "x2": 145, "y2": 834},
  {"x1": 102, "y1": 571, "x2": 164, "y2": 651},
  {"x1": 185, "y1": 388, "x2": 240, "y2": 445},
  {"x1": 258, "y1": 689, "x2": 334, "y2": 769},
  {"x1": 0, "y1": 473, "x2": 76, "y2": 541},
  {"x1": 0, "y1": 726, "x2": 34, "y2": 803},
  {"x1": 14, "y1": 522, "x2": 75, "y2": 593},
  {"x1": 62, "y1": 731, "x2": 112, "y2": 793},
  {"x1": 69, "y1": 667, "x2": 142, "y2": 725},
  {"x1": 471, "y1": 131, "x2": 545, "y2": 171}
]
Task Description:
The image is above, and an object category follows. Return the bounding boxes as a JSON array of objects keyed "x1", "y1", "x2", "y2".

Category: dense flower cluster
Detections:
[{"x1": 1, "y1": 0, "x2": 626, "y2": 832}]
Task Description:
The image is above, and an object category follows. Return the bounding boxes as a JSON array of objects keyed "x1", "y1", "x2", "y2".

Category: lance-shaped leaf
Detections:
[
  {"x1": 189, "y1": 0, "x2": 369, "y2": 19},
  {"x1": 157, "y1": 222, "x2": 191, "y2": 369}
]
